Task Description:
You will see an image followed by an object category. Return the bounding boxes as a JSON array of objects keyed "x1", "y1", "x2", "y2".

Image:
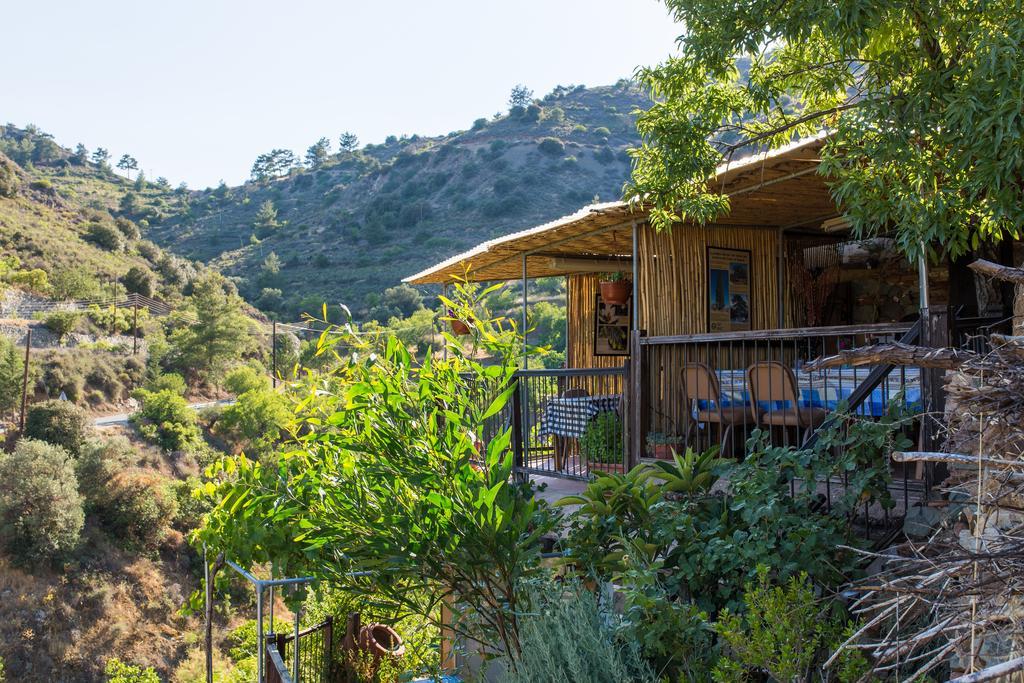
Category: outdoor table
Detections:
[
  {"x1": 537, "y1": 393, "x2": 622, "y2": 472},
  {"x1": 705, "y1": 366, "x2": 921, "y2": 417},
  {"x1": 538, "y1": 394, "x2": 622, "y2": 439}
]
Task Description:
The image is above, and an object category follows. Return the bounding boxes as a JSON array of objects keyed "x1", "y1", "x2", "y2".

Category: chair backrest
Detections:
[
  {"x1": 746, "y1": 361, "x2": 800, "y2": 420},
  {"x1": 561, "y1": 388, "x2": 590, "y2": 399},
  {"x1": 682, "y1": 362, "x2": 721, "y2": 405}
]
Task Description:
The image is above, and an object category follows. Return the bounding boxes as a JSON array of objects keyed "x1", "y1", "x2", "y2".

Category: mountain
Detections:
[{"x1": 143, "y1": 81, "x2": 651, "y2": 318}]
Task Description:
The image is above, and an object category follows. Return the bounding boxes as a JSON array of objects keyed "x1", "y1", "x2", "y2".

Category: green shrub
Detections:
[
  {"x1": 147, "y1": 372, "x2": 187, "y2": 396},
  {"x1": 85, "y1": 221, "x2": 124, "y2": 251},
  {"x1": 122, "y1": 266, "x2": 154, "y2": 297},
  {"x1": 99, "y1": 469, "x2": 178, "y2": 549},
  {"x1": 218, "y1": 388, "x2": 290, "y2": 452},
  {"x1": 471, "y1": 117, "x2": 488, "y2": 131},
  {"x1": 172, "y1": 477, "x2": 212, "y2": 532},
  {"x1": 76, "y1": 437, "x2": 135, "y2": 511},
  {"x1": 25, "y1": 399, "x2": 88, "y2": 456},
  {"x1": 537, "y1": 137, "x2": 565, "y2": 156},
  {"x1": 133, "y1": 389, "x2": 203, "y2": 451},
  {"x1": 114, "y1": 217, "x2": 141, "y2": 241},
  {"x1": 104, "y1": 658, "x2": 160, "y2": 683},
  {"x1": 0, "y1": 439, "x2": 83, "y2": 564},
  {"x1": 579, "y1": 411, "x2": 623, "y2": 464},
  {"x1": 502, "y1": 580, "x2": 656, "y2": 683},
  {"x1": 223, "y1": 364, "x2": 270, "y2": 395},
  {"x1": 43, "y1": 311, "x2": 81, "y2": 343}
]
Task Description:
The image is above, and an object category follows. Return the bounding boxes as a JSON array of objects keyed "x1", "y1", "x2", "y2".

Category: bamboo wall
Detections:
[
  {"x1": 636, "y1": 223, "x2": 783, "y2": 336},
  {"x1": 567, "y1": 273, "x2": 630, "y2": 370}
]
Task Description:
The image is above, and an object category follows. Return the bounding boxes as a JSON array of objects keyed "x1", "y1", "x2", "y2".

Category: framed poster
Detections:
[
  {"x1": 594, "y1": 293, "x2": 631, "y2": 356},
  {"x1": 707, "y1": 247, "x2": 752, "y2": 332}
]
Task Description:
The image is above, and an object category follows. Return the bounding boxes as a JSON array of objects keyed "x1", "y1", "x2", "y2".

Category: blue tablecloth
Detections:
[
  {"x1": 707, "y1": 366, "x2": 921, "y2": 417},
  {"x1": 538, "y1": 394, "x2": 621, "y2": 439}
]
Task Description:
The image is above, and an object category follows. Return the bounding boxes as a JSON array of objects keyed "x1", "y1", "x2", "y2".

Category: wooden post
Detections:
[
  {"x1": 511, "y1": 379, "x2": 524, "y2": 481},
  {"x1": 204, "y1": 551, "x2": 224, "y2": 683},
  {"x1": 439, "y1": 598, "x2": 456, "y2": 674},
  {"x1": 628, "y1": 330, "x2": 648, "y2": 468},
  {"x1": 322, "y1": 616, "x2": 334, "y2": 680},
  {"x1": 19, "y1": 328, "x2": 31, "y2": 433},
  {"x1": 132, "y1": 301, "x2": 139, "y2": 355}
]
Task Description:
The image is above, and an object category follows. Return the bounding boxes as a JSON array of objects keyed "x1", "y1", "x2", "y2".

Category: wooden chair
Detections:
[
  {"x1": 554, "y1": 388, "x2": 589, "y2": 471},
  {"x1": 746, "y1": 361, "x2": 827, "y2": 445},
  {"x1": 682, "y1": 362, "x2": 747, "y2": 456}
]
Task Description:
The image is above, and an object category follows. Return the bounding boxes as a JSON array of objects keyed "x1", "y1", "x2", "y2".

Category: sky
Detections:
[{"x1": 2, "y1": 1, "x2": 682, "y2": 189}]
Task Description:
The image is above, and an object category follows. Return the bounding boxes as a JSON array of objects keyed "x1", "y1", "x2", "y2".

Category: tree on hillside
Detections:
[
  {"x1": 305, "y1": 137, "x2": 331, "y2": 168},
  {"x1": 0, "y1": 336, "x2": 23, "y2": 418},
  {"x1": 123, "y1": 266, "x2": 155, "y2": 298},
  {"x1": 382, "y1": 283, "x2": 424, "y2": 318},
  {"x1": 250, "y1": 149, "x2": 298, "y2": 182},
  {"x1": 254, "y1": 199, "x2": 280, "y2": 237},
  {"x1": 508, "y1": 84, "x2": 534, "y2": 110},
  {"x1": 626, "y1": 0, "x2": 1024, "y2": 260},
  {"x1": 338, "y1": 131, "x2": 359, "y2": 153},
  {"x1": 91, "y1": 147, "x2": 111, "y2": 171},
  {"x1": 119, "y1": 191, "x2": 139, "y2": 217},
  {"x1": 71, "y1": 143, "x2": 89, "y2": 165},
  {"x1": 117, "y1": 154, "x2": 139, "y2": 180},
  {"x1": 168, "y1": 273, "x2": 255, "y2": 381}
]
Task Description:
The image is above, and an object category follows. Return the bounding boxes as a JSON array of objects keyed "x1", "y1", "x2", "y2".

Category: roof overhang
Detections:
[{"x1": 405, "y1": 133, "x2": 837, "y2": 285}]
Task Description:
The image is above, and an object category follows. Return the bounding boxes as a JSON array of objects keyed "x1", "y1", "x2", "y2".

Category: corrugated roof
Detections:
[{"x1": 405, "y1": 134, "x2": 833, "y2": 284}]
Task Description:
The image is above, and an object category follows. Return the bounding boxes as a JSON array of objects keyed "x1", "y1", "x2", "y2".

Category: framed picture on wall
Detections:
[
  {"x1": 594, "y1": 292, "x2": 631, "y2": 356},
  {"x1": 707, "y1": 246, "x2": 752, "y2": 332}
]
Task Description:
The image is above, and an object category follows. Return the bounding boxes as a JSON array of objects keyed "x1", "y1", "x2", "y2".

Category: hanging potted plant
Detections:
[{"x1": 599, "y1": 271, "x2": 631, "y2": 306}]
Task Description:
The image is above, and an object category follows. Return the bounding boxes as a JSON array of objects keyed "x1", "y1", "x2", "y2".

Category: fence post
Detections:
[
  {"x1": 19, "y1": 328, "x2": 31, "y2": 433},
  {"x1": 628, "y1": 330, "x2": 647, "y2": 468},
  {"x1": 132, "y1": 301, "x2": 139, "y2": 355},
  {"x1": 511, "y1": 377, "x2": 525, "y2": 481},
  {"x1": 323, "y1": 616, "x2": 334, "y2": 681}
]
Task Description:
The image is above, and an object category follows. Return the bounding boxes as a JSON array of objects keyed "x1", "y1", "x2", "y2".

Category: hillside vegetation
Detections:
[{"x1": 144, "y1": 81, "x2": 650, "y2": 318}]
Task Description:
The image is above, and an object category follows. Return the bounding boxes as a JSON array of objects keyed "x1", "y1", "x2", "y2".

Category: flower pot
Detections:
[
  {"x1": 588, "y1": 460, "x2": 626, "y2": 474},
  {"x1": 599, "y1": 280, "x2": 631, "y2": 305},
  {"x1": 650, "y1": 444, "x2": 677, "y2": 460},
  {"x1": 358, "y1": 623, "x2": 406, "y2": 676}
]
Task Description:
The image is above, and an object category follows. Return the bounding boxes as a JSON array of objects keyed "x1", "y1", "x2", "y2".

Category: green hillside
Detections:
[
  {"x1": 0, "y1": 125, "x2": 201, "y2": 303},
  {"x1": 144, "y1": 81, "x2": 650, "y2": 318}
]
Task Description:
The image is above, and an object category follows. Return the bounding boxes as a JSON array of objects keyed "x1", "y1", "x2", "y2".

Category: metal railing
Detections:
[
  {"x1": 511, "y1": 366, "x2": 629, "y2": 480},
  {"x1": 633, "y1": 322, "x2": 927, "y2": 532},
  {"x1": 267, "y1": 617, "x2": 334, "y2": 683}
]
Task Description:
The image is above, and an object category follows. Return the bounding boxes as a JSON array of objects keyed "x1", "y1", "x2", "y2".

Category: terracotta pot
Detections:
[
  {"x1": 599, "y1": 280, "x2": 631, "y2": 305},
  {"x1": 650, "y1": 444, "x2": 677, "y2": 460},
  {"x1": 358, "y1": 623, "x2": 406, "y2": 675},
  {"x1": 588, "y1": 461, "x2": 626, "y2": 474}
]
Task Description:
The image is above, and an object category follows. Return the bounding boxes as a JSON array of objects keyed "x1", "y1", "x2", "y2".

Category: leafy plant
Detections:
[
  {"x1": 579, "y1": 410, "x2": 623, "y2": 464},
  {"x1": 104, "y1": 657, "x2": 159, "y2": 683},
  {"x1": 501, "y1": 579, "x2": 656, "y2": 683},
  {"x1": 43, "y1": 311, "x2": 81, "y2": 343},
  {"x1": 98, "y1": 469, "x2": 179, "y2": 549},
  {"x1": 0, "y1": 439, "x2": 83, "y2": 565},
  {"x1": 711, "y1": 566, "x2": 867, "y2": 683},
  {"x1": 132, "y1": 388, "x2": 203, "y2": 451},
  {"x1": 25, "y1": 399, "x2": 89, "y2": 457},
  {"x1": 198, "y1": 281, "x2": 557, "y2": 662},
  {"x1": 639, "y1": 446, "x2": 723, "y2": 494}
]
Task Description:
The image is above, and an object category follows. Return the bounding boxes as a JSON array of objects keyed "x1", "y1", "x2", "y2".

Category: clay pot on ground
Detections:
[
  {"x1": 358, "y1": 622, "x2": 406, "y2": 675},
  {"x1": 599, "y1": 279, "x2": 631, "y2": 305}
]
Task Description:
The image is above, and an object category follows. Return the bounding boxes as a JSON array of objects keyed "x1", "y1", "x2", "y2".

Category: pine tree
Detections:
[
  {"x1": 305, "y1": 137, "x2": 331, "y2": 168},
  {"x1": 254, "y1": 200, "x2": 279, "y2": 237}
]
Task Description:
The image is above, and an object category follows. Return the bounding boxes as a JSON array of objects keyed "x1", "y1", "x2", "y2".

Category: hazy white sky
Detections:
[{"x1": 3, "y1": 1, "x2": 682, "y2": 188}]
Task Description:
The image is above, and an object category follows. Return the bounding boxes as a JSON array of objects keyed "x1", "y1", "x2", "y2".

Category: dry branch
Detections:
[
  {"x1": 947, "y1": 654, "x2": 1024, "y2": 682},
  {"x1": 892, "y1": 451, "x2": 1024, "y2": 469},
  {"x1": 968, "y1": 258, "x2": 1024, "y2": 285},
  {"x1": 805, "y1": 342, "x2": 978, "y2": 371}
]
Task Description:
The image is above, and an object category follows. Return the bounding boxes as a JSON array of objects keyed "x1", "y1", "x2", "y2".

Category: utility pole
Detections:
[
  {"x1": 19, "y1": 329, "x2": 31, "y2": 433},
  {"x1": 132, "y1": 300, "x2": 139, "y2": 355}
]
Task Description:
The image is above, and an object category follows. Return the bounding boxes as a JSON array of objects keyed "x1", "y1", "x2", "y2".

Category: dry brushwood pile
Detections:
[{"x1": 814, "y1": 260, "x2": 1024, "y2": 681}]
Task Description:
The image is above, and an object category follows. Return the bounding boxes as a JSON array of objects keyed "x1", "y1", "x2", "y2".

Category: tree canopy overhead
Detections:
[{"x1": 626, "y1": 0, "x2": 1024, "y2": 259}]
